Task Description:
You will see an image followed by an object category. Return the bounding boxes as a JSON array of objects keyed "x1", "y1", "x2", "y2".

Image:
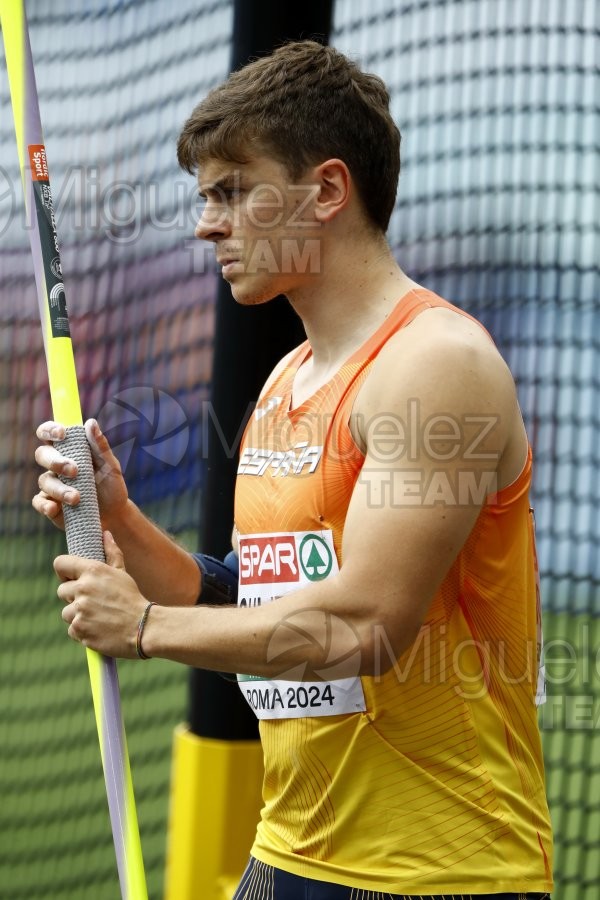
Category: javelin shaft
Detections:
[{"x1": 0, "y1": 3, "x2": 148, "y2": 898}]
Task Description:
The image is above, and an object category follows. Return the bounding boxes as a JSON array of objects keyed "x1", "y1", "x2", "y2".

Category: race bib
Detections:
[{"x1": 237, "y1": 530, "x2": 366, "y2": 720}]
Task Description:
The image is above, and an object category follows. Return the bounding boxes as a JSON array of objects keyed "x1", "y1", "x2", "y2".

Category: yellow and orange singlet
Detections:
[{"x1": 233, "y1": 288, "x2": 553, "y2": 894}]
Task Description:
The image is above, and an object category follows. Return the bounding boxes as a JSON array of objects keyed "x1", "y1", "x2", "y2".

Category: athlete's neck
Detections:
[{"x1": 287, "y1": 234, "x2": 418, "y2": 373}]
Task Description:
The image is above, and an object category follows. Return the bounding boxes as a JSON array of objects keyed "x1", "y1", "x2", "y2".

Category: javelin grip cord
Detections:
[{"x1": 57, "y1": 427, "x2": 105, "y2": 560}]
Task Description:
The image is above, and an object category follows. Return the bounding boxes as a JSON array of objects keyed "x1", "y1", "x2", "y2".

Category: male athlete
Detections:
[{"x1": 33, "y1": 41, "x2": 553, "y2": 899}]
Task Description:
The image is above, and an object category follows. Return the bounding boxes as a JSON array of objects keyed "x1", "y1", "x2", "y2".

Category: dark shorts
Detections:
[{"x1": 233, "y1": 857, "x2": 551, "y2": 900}]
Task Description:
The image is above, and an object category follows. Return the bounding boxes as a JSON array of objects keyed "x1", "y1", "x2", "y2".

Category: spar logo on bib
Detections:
[
  {"x1": 238, "y1": 531, "x2": 337, "y2": 590},
  {"x1": 239, "y1": 535, "x2": 300, "y2": 585}
]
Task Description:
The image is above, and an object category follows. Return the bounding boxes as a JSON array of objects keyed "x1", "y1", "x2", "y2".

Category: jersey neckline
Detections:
[{"x1": 286, "y1": 287, "x2": 428, "y2": 418}]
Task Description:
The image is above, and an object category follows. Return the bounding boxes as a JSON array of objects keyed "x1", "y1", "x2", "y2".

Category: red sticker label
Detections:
[
  {"x1": 239, "y1": 535, "x2": 300, "y2": 585},
  {"x1": 29, "y1": 145, "x2": 48, "y2": 181}
]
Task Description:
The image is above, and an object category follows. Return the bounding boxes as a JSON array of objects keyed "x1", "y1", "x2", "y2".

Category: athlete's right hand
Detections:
[{"x1": 32, "y1": 419, "x2": 129, "y2": 531}]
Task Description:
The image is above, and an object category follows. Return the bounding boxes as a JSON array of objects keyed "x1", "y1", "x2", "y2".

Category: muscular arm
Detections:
[{"x1": 132, "y1": 312, "x2": 526, "y2": 672}]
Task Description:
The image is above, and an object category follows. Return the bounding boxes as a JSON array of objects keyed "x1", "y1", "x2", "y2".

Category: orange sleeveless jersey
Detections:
[{"x1": 233, "y1": 288, "x2": 553, "y2": 894}]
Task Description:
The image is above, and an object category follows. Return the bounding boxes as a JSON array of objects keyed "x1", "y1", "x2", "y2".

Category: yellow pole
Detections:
[{"x1": 165, "y1": 725, "x2": 263, "y2": 900}]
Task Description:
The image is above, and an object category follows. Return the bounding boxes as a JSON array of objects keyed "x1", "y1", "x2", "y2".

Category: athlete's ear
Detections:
[{"x1": 312, "y1": 159, "x2": 351, "y2": 224}]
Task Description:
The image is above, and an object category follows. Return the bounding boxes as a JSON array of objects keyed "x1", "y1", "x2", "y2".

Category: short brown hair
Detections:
[{"x1": 177, "y1": 40, "x2": 401, "y2": 233}]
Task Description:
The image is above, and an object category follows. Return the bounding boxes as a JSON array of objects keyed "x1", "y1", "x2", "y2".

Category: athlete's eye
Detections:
[{"x1": 221, "y1": 187, "x2": 242, "y2": 202}]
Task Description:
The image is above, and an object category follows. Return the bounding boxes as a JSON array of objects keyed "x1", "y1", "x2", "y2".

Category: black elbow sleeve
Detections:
[{"x1": 191, "y1": 551, "x2": 239, "y2": 607}]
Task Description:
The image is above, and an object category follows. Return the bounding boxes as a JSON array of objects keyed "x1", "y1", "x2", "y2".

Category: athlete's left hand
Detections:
[{"x1": 55, "y1": 531, "x2": 148, "y2": 658}]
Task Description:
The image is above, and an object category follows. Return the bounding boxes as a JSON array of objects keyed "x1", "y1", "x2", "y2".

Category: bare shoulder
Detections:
[
  {"x1": 390, "y1": 305, "x2": 507, "y2": 368},
  {"x1": 353, "y1": 305, "x2": 525, "y2": 475},
  {"x1": 362, "y1": 305, "x2": 516, "y2": 412}
]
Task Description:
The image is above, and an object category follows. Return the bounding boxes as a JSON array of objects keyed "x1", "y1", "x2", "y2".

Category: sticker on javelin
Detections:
[
  {"x1": 28, "y1": 144, "x2": 70, "y2": 338},
  {"x1": 237, "y1": 530, "x2": 366, "y2": 720}
]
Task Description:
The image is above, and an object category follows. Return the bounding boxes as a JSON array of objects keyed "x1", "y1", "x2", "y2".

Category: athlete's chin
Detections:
[{"x1": 227, "y1": 278, "x2": 282, "y2": 307}]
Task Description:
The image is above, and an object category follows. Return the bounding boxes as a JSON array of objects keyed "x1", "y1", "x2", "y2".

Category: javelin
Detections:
[{"x1": 0, "y1": 2, "x2": 148, "y2": 897}]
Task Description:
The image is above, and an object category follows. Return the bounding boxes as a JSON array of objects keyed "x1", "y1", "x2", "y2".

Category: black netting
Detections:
[
  {"x1": 1, "y1": 1, "x2": 598, "y2": 898},
  {"x1": 0, "y1": 1, "x2": 232, "y2": 897},
  {"x1": 333, "y1": 2, "x2": 599, "y2": 898}
]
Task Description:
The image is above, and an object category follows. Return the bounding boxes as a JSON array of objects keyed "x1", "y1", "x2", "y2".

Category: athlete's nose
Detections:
[{"x1": 195, "y1": 201, "x2": 231, "y2": 242}]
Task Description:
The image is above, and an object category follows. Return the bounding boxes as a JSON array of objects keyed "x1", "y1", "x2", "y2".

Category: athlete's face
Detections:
[{"x1": 195, "y1": 155, "x2": 321, "y2": 305}]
